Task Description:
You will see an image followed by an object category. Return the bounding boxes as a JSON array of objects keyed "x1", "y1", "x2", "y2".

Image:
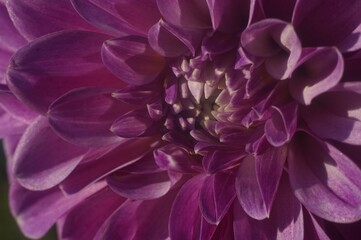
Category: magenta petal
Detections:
[
  {"x1": 10, "y1": 180, "x2": 104, "y2": 239},
  {"x1": 199, "y1": 173, "x2": 236, "y2": 224},
  {"x1": 292, "y1": 0, "x2": 361, "y2": 46},
  {"x1": 0, "y1": 107, "x2": 27, "y2": 137},
  {"x1": 60, "y1": 138, "x2": 158, "y2": 194},
  {"x1": 6, "y1": 30, "x2": 123, "y2": 113},
  {"x1": 288, "y1": 132, "x2": 361, "y2": 223},
  {"x1": 6, "y1": 0, "x2": 95, "y2": 40},
  {"x1": 102, "y1": 36, "x2": 165, "y2": 85},
  {"x1": 107, "y1": 171, "x2": 172, "y2": 200},
  {"x1": 206, "y1": 0, "x2": 249, "y2": 32},
  {"x1": 59, "y1": 188, "x2": 125, "y2": 240},
  {"x1": 203, "y1": 150, "x2": 246, "y2": 174},
  {"x1": 169, "y1": 175, "x2": 216, "y2": 240},
  {"x1": 154, "y1": 144, "x2": 194, "y2": 173},
  {"x1": 156, "y1": 0, "x2": 211, "y2": 30},
  {"x1": 48, "y1": 88, "x2": 132, "y2": 147},
  {"x1": 95, "y1": 190, "x2": 177, "y2": 240},
  {"x1": 113, "y1": 0, "x2": 161, "y2": 36},
  {"x1": 13, "y1": 116, "x2": 87, "y2": 190},
  {"x1": 70, "y1": 0, "x2": 140, "y2": 36},
  {"x1": 112, "y1": 81, "x2": 162, "y2": 105},
  {"x1": 289, "y1": 47, "x2": 344, "y2": 105}
]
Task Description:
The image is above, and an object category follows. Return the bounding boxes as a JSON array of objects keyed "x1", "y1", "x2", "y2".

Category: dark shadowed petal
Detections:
[
  {"x1": 102, "y1": 36, "x2": 165, "y2": 85},
  {"x1": 71, "y1": 0, "x2": 140, "y2": 36},
  {"x1": 59, "y1": 188, "x2": 125, "y2": 240},
  {"x1": 264, "y1": 102, "x2": 298, "y2": 147},
  {"x1": 6, "y1": 30, "x2": 124, "y2": 114},
  {"x1": 303, "y1": 212, "x2": 330, "y2": 240},
  {"x1": 199, "y1": 173, "x2": 236, "y2": 224},
  {"x1": 170, "y1": 175, "x2": 216, "y2": 240},
  {"x1": 289, "y1": 47, "x2": 344, "y2": 105},
  {"x1": 258, "y1": 0, "x2": 296, "y2": 22},
  {"x1": 10, "y1": 180, "x2": 104, "y2": 239},
  {"x1": 107, "y1": 171, "x2": 172, "y2": 200},
  {"x1": 241, "y1": 19, "x2": 301, "y2": 80},
  {"x1": 13, "y1": 116, "x2": 87, "y2": 191},
  {"x1": 6, "y1": 0, "x2": 95, "y2": 40},
  {"x1": 206, "y1": 0, "x2": 249, "y2": 32},
  {"x1": 292, "y1": 0, "x2": 361, "y2": 46},
  {"x1": 48, "y1": 88, "x2": 131, "y2": 147},
  {"x1": 60, "y1": 138, "x2": 158, "y2": 194},
  {"x1": 339, "y1": 24, "x2": 361, "y2": 53},
  {"x1": 113, "y1": 0, "x2": 161, "y2": 36},
  {"x1": 95, "y1": 189, "x2": 177, "y2": 240},
  {"x1": 156, "y1": 0, "x2": 211, "y2": 30},
  {"x1": 288, "y1": 132, "x2": 361, "y2": 223}
]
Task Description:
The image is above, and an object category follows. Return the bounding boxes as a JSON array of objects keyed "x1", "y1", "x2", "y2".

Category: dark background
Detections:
[{"x1": 0, "y1": 143, "x2": 57, "y2": 240}]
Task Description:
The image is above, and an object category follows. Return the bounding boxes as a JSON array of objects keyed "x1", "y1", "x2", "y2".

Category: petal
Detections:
[
  {"x1": 292, "y1": 0, "x2": 361, "y2": 46},
  {"x1": 59, "y1": 188, "x2": 125, "y2": 240},
  {"x1": 6, "y1": 30, "x2": 124, "y2": 113},
  {"x1": 10, "y1": 180, "x2": 104, "y2": 239},
  {"x1": 241, "y1": 19, "x2": 302, "y2": 80},
  {"x1": 289, "y1": 47, "x2": 344, "y2": 105},
  {"x1": 0, "y1": 107, "x2": 27, "y2": 137},
  {"x1": 156, "y1": 0, "x2": 211, "y2": 30},
  {"x1": 112, "y1": 0, "x2": 161, "y2": 36},
  {"x1": 258, "y1": 0, "x2": 296, "y2": 22},
  {"x1": 288, "y1": 132, "x2": 361, "y2": 223},
  {"x1": 203, "y1": 149, "x2": 246, "y2": 174},
  {"x1": 60, "y1": 138, "x2": 158, "y2": 194},
  {"x1": 6, "y1": 0, "x2": 94, "y2": 40},
  {"x1": 107, "y1": 171, "x2": 172, "y2": 200},
  {"x1": 102, "y1": 36, "x2": 165, "y2": 85},
  {"x1": 169, "y1": 175, "x2": 216, "y2": 240},
  {"x1": 12, "y1": 116, "x2": 87, "y2": 191},
  {"x1": 154, "y1": 144, "x2": 195, "y2": 173},
  {"x1": 95, "y1": 190, "x2": 177, "y2": 240},
  {"x1": 112, "y1": 81, "x2": 162, "y2": 105},
  {"x1": 199, "y1": 173, "x2": 236, "y2": 224},
  {"x1": 264, "y1": 102, "x2": 298, "y2": 147},
  {"x1": 206, "y1": 0, "x2": 249, "y2": 32},
  {"x1": 48, "y1": 88, "x2": 132, "y2": 147},
  {"x1": 70, "y1": 0, "x2": 139, "y2": 36}
]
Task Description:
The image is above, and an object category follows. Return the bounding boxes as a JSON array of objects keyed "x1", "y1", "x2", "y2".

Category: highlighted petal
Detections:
[
  {"x1": 289, "y1": 47, "x2": 344, "y2": 105},
  {"x1": 13, "y1": 116, "x2": 87, "y2": 191},
  {"x1": 288, "y1": 132, "x2": 361, "y2": 223}
]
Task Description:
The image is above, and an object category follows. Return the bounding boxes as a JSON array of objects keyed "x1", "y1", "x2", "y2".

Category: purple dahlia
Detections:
[{"x1": 1, "y1": 0, "x2": 361, "y2": 239}]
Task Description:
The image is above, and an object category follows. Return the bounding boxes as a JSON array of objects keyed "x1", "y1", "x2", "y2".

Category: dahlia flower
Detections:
[{"x1": 1, "y1": 0, "x2": 361, "y2": 239}]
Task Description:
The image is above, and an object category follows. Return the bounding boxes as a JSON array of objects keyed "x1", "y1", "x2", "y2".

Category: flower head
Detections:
[{"x1": 2, "y1": 0, "x2": 361, "y2": 239}]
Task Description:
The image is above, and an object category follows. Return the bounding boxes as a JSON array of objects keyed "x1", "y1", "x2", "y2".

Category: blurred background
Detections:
[{"x1": 0, "y1": 143, "x2": 57, "y2": 240}]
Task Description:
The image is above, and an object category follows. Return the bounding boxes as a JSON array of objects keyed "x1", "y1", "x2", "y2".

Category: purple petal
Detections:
[
  {"x1": 6, "y1": 0, "x2": 95, "y2": 40},
  {"x1": 95, "y1": 190, "x2": 177, "y2": 240},
  {"x1": 102, "y1": 36, "x2": 165, "y2": 85},
  {"x1": 199, "y1": 173, "x2": 236, "y2": 224},
  {"x1": 241, "y1": 19, "x2": 301, "y2": 80},
  {"x1": 258, "y1": 0, "x2": 296, "y2": 22},
  {"x1": 112, "y1": 81, "x2": 162, "y2": 105},
  {"x1": 339, "y1": 24, "x2": 361, "y2": 53},
  {"x1": 156, "y1": 0, "x2": 211, "y2": 30},
  {"x1": 154, "y1": 144, "x2": 195, "y2": 173},
  {"x1": 70, "y1": 0, "x2": 140, "y2": 36},
  {"x1": 288, "y1": 132, "x2": 361, "y2": 223},
  {"x1": 10, "y1": 180, "x2": 104, "y2": 239},
  {"x1": 169, "y1": 175, "x2": 216, "y2": 240},
  {"x1": 203, "y1": 149, "x2": 246, "y2": 174},
  {"x1": 0, "y1": 107, "x2": 27, "y2": 137},
  {"x1": 48, "y1": 88, "x2": 132, "y2": 147},
  {"x1": 111, "y1": 108, "x2": 157, "y2": 138},
  {"x1": 6, "y1": 30, "x2": 124, "y2": 113},
  {"x1": 59, "y1": 188, "x2": 125, "y2": 240},
  {"x1": 113, "y1": 0, "x2": 161, "y2": 36},
  {"x1": 292, "y1": 0, "x2": 361, "y2": 46},
  {"x1": 107, "y1": 171, "x2": 172, "y2": 200},
  {"x1": 60, "y1": 138, "x2": 158, "y2": 194},
  {"x1": 264, "y1": 102, "x2": 298, "y2": 147},
  {"x1": 206, "y1": 0, "x2": 249, "y2": 32},
  {"x1": 289, "y1": 47, "x2": 344, "y2": 105},
  {"x1": 13, "y1": 116, "x2": 87, "y2": 190}
]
